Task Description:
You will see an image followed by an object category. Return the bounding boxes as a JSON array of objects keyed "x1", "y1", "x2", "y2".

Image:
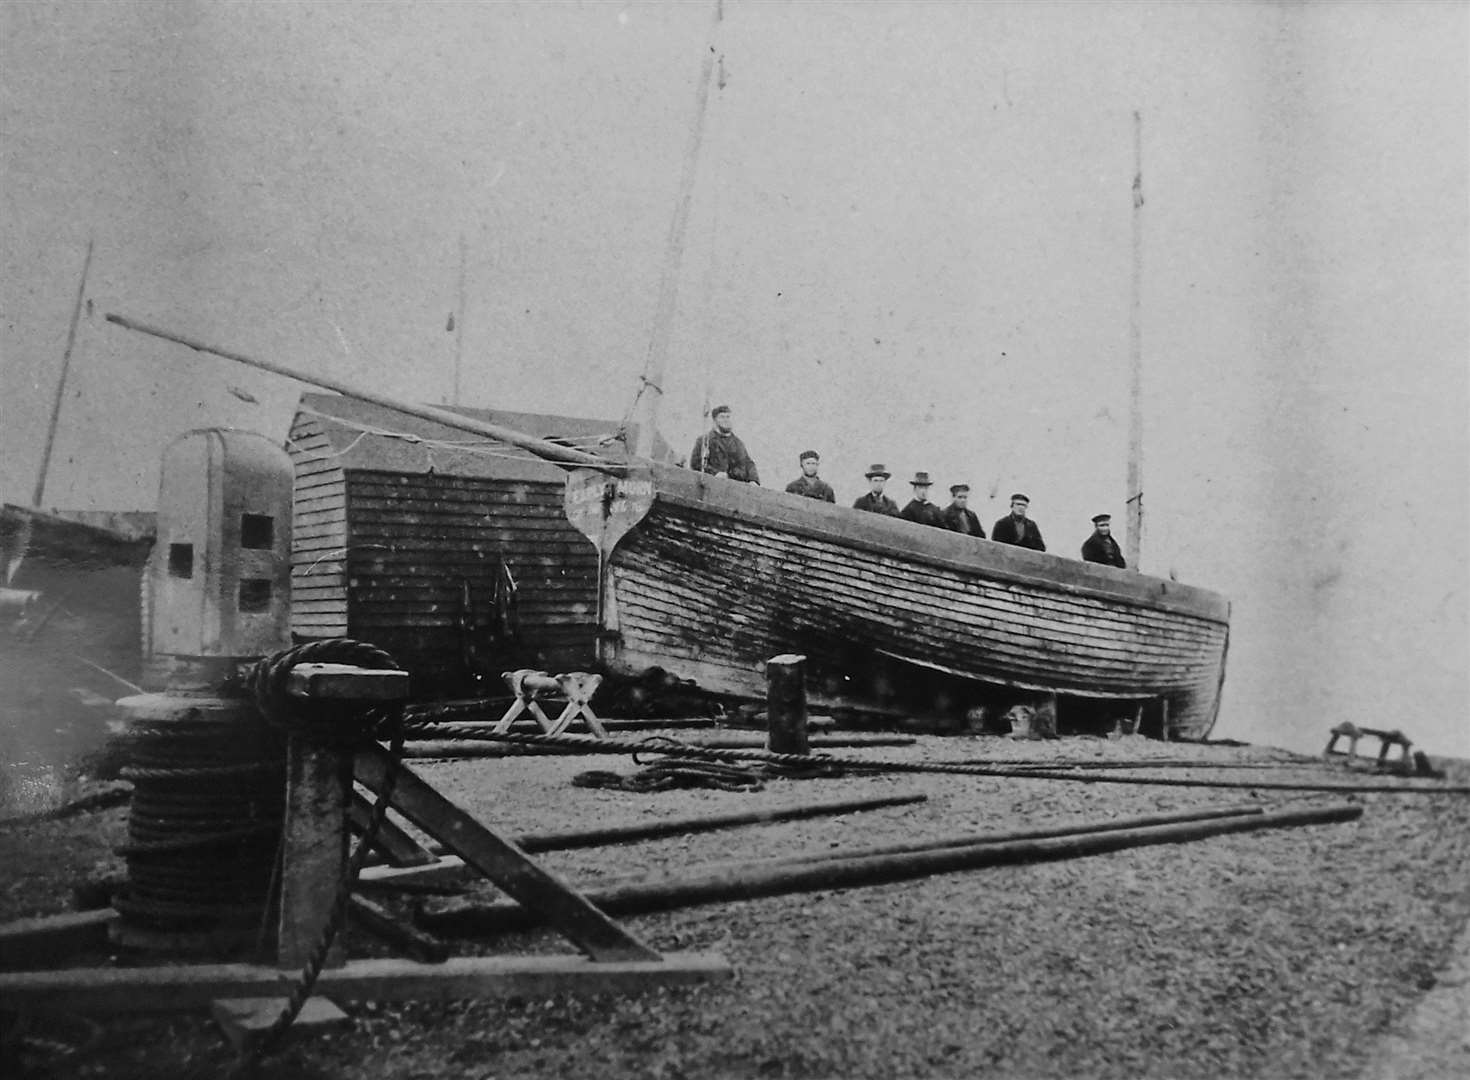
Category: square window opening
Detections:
[
  {"x1": 168, "y1": 543, "x2": 194, "y2": 579},
  {"x1": 241, "y1": 514, "x2": 275, "y2": 550}
]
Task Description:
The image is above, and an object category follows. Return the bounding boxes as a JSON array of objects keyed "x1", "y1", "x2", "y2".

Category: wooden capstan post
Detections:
[{"x1": 766, "y1": 654, "x2": 809, "y2": 756}]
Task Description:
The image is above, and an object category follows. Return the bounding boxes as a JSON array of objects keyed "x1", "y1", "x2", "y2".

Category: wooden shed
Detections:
[{"x1": 287, "y1": 393, "x2": 667, "y2": 698}]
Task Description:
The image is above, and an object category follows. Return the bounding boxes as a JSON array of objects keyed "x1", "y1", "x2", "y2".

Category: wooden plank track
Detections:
[{"x1": 0, "y1": 954, "x2": 733, "y2": 1012}]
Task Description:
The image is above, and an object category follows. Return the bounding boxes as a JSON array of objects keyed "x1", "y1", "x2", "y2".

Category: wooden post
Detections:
[
  {"x1": 277, "y1": 739, "x2": 351, "y2": 969},
  {"x1": 766, "y1": 654, "x2": 809, "y2": 755},
  {"x1": 278, "y1": 661, "x2": 414, "y2": 967}
]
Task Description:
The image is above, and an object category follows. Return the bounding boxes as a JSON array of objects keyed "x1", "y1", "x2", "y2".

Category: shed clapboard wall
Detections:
[
  {"x1": 290, "y1": 414, "x2": 350, "y2": 638},
  {"x1": 288, "y1": 407, "x2": 602, "y2": 697},
  {"x1": 342, "y1": 470, "x2": 598, "y2": 693}
]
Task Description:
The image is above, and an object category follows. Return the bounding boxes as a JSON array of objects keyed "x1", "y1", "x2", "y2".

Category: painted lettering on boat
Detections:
[{"x1": 563, "y1": 468, "x2": 656, "y2": 552}]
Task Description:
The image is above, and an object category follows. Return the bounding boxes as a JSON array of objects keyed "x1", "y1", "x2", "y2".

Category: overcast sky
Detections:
[{"x1": 2, "y1": 1, "x2": 1465, "y2": 755}]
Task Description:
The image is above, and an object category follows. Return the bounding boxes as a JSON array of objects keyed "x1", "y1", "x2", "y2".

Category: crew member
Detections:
[
  {"x1": 991, "y1": 493, "x2": 1046, "y2": 551},
  {"x1": 852, "y1": 465, "x2": 900, "y2": 516},
  {"x1": 900, "y1": 471, "x2": 947, "y2": 528},
  {"x1": 688, "y1": 405, "x2": 759, "y2": 484},
  {"x1": 784, "y1": 450, "x2": 835, "y2": 502},
  {"x1": 942, "y1": 484, "x2": 985, "y2": 538},
  {"x1": 1081, "y1": 513, "x2": 1127, "y2": 568}
]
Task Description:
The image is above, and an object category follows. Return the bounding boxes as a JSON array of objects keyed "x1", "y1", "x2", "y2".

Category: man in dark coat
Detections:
[
  {"x1": 900, "y1": 471, "x2": 947, "y2": 528},
  {"x1": 688, "y1": 404, "x2": 759, "y2": 484},
  {"x1": 942, "y1": 483, "x2": 985, "y2": 538},
  {"x1": 852, "y1": 464, "x2": 900, "y2": 516},
  {"x1": 784, "y1": 450, "x2": 835, "y2": 502},
  {"x1": 991, "y1": 493, "x2": 1046, "y2": 551},
  {"x1": 1081, "y1": 513, "x2": 1127, "y2": 568}
]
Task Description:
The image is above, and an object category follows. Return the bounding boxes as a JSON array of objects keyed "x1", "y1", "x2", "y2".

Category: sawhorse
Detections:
[{"x1": 493, "y1": 669, "x2": 608, "y2": 737}]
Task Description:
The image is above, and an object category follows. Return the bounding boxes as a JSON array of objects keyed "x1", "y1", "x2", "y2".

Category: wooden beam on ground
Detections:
[
  {"x1": 0, "y1": 908, "x2": 117, "y2": 971},
  {"x1": 516, "y1": 790, "x2": 928, "y2": 853},
  {"x1": 348, "y1": 793, "x2": 437, "y2": 867},
  {"x1": 399, "y1": 732, "x2": 915, "y2": 758},
  {"x1": 353, "y1": 746, "x2": 660, "y2": 962},
  {"x1": 348, "y1": 893, "x2": 449, "y2": 963},
  {"x1": 359, "y1": 791, "x2": 929, "y2": 882},
  {"x1": 421, "y1": 802, "x2": 1362, "y2": 936},
  {"x1": 425, "y1": 803, "x2": 1275, "y2": 930},
  {"x1": 688, "y1": 733, "x2": 914, "y2": 750},
  {"x1": 0, "y1": 953, "x2": 732, "y2": 1013},
  {"x1": 568, "y1": 801, "x2": 1273, "y2": 888}
]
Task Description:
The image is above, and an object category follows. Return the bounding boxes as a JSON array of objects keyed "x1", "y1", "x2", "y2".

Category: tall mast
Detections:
[
  {"x1": 632, "y1": 0, "x2": 723, "y2": 458},
  {"x1": 33, "y1": 235, "x2": 94, "y2": 509},
  {"x1": 453, "y1": 232, "x2": 467, "y2": 406},
  {"x1": 1125, "y1": 110, "x2": 1144, "y2": 570}
]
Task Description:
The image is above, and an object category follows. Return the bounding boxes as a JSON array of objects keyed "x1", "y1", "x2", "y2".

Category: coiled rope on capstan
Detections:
[{"x1": 113, "y1": 711, "x2": 286, "y2": 930}]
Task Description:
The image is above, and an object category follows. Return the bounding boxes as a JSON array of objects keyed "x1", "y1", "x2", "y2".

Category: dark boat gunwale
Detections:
[{"x1": 638, "y1": 464, "x2": 1230, "y2": 625}]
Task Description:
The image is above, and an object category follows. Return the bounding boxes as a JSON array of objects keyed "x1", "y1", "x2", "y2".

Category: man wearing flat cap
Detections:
[
  {"x1": 852, "y1": 464, "x2": 900, "y2": 516},
  {"x1": 942, "y1": 484, "x2": 985, "y2": 538},
  {"x1": 1081, "y1": 513, "x2": 1127, "y2": 567},
  {"x1": 900, "y1": 471, "x2": 947, "y2": 528},
  {"x1": 689, "y1": 404, "x2": 759, "y2": 484},
  {"x1": 784, "y1": 450, "x2": 836, "y2": 502},
  {"x1": 991, "y1": 493, "x2": 1046, "y2": 551}
]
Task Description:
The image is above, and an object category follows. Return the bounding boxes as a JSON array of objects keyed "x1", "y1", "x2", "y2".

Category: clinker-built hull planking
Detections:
[{"x1": 567, "y1": 465, "x2": 1229, "y2": 740}]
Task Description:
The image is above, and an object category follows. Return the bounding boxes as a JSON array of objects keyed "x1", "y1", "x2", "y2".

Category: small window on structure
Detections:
[
  {"x1": 238, "y1": 578, "x2": 272, "y2": 612},
  {"x1": 241, "y1": 514, "x2": 274, "y2": 549},
  {"x1": 168, "y1": 543, "x2": 194, "y2": 579}
]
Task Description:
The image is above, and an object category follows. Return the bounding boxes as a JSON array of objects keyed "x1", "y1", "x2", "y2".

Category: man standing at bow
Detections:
[
  {"x1": 688, "y1": 404, "x2": 759, "y2": 484},
  {"x1": 942, "y1": 484, "x2": 985, "y2": 538},
  {"x1": 991, "y1": 493, "x2": 1046, "y2": 551},
  {"x1": 1081, "y1": 513, "x2": 1127, "y2": 567},
  {"x1": 852, "y1": 464, "x2": 900, "y2": 516},
  {"x1": 784, "y1": 450, "x2": 836, "y2": 502},
  {"x1": 900, "y1": 471, "x2": 947, "y2": 528}
]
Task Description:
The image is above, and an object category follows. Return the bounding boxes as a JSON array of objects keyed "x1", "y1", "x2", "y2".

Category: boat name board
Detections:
[{"x1": 563, "y1": 468, "x2": 656, "y2": 553}]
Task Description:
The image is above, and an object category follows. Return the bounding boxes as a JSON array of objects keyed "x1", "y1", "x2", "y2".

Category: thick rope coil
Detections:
[{"x1": 247, "y1": 638, "x2": 402, "y2": 746}]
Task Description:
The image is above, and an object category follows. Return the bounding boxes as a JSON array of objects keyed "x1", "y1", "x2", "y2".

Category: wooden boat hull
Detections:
[{"x1": 566, "y1": 466, "x2": 1230, "y2": 740}]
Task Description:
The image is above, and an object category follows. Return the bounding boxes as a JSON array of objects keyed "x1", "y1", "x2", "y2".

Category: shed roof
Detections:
[{"x1": 291, "y1": 393, "x2": 673, "y2": 482}]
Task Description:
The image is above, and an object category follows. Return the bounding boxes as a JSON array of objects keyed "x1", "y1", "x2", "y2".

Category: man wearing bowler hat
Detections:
[
  {"x1": 688, "y1": 404, "x2": 759, "y2": 484},
  {"x1": 1081, "y1": 513, "x2": 1127, "y2": 567},
  {"x1": 852, "y1": 464, "x2": 900, "y2": 516},
  {"x1": 991, "y1": 493, "x2": 1046, "y2": 551},
  {"x1": 784, "y1": 450, "x2": 836, "y2": 502},
  {"x1": 942, "y1": 484, "x2": 985, "y2": 538},
  {"x1": 900, "y1": 471, "x2": 947, "y2": 528}
]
